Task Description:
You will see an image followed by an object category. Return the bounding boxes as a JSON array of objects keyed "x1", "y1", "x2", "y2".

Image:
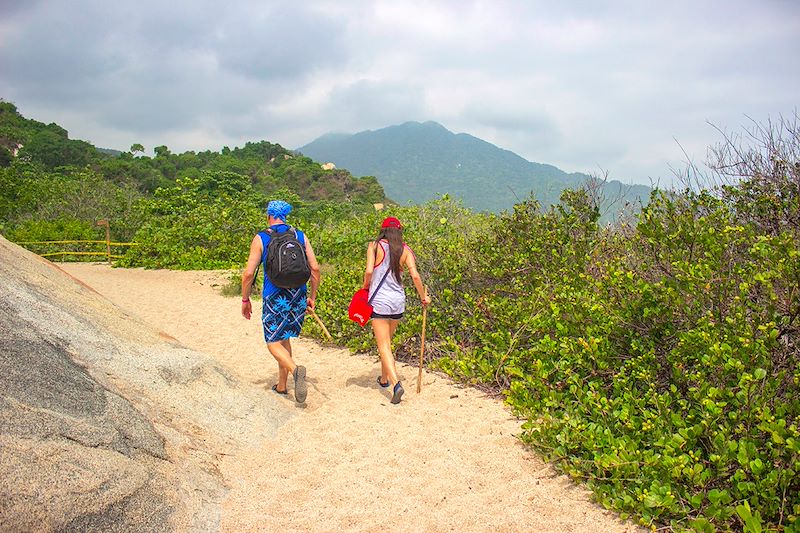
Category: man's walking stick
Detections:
[
  {"x1": 417, "y1": 287, "x2": 428, "y2": 393},
  {"x1": 309, "y1": 309, "x2": 333, "y2": 342}
]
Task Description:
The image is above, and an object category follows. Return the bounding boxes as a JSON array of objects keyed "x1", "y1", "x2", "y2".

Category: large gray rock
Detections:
[
  {"x1": 0, "y1": 237, "x2": 292, "y2": 531},
  {"x1": 0, "y1": 299, "x2": 171, "y2": 532}
]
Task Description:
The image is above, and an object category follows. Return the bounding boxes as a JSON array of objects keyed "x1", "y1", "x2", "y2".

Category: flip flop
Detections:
[
  {"x1": 391, "y1": 382, "x2": 404, "y2": 404},
  {"x1": 377, "y1": 376, "x2": 390, "y2": 388},
  {"x1": 293, "y1": 365, "x2": 307, "y2": 403},
  {"x1": 271, "y1": 384, "x2": 288, "y2": 395}
]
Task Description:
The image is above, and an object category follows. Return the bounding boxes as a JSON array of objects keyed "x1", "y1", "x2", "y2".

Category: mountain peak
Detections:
[
  {"x1": 372, "y1": 120, "x2": 451, "y2": 137},
  {"x1": 297, "y1": 121, "x2": 650, "y2": 217},
  {"x1": 401, "y1": 120, "x2": 448, "y2": 130}
]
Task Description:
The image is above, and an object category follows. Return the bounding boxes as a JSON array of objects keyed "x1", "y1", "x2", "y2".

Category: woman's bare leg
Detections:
[{"x1": 372, "y1": 318, "x2": 400, "y2": 385}]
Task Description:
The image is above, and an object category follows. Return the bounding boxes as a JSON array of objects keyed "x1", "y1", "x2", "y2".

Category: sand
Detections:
[{"x1": 59, "y1": 263, "x2": 641, "y2": 532}]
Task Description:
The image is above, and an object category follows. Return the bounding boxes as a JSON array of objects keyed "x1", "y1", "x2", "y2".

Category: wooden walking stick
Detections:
[
  {"x1": 309, "y1": 309, "x2": 333, "y2": 342},
  {"x1": 417, "y1": 286, "x2": 428, "y2": 393}
]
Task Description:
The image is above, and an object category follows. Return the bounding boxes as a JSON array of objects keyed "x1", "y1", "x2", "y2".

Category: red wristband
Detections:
[{"x1": 242, "y1": 298, "x2": 250, "y2": 303}]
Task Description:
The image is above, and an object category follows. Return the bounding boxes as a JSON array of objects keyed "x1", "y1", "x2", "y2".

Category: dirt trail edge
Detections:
[{"x1": 59, "y1": 261, "x2": 642, "y2": 533}]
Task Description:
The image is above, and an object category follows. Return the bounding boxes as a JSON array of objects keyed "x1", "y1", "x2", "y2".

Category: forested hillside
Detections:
[
  {"x1": 298, "y1": 120, "x2": 652, "y2": 220},
  {"x1": 0, "y1": 100, "x2": 385, "y2": 248},
  {"x1": 1, "y1": 100, "x2": 797, "y2": 532}
]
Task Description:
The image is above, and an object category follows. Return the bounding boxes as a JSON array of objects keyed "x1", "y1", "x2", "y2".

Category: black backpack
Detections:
[{"x1": 262, "y1": 227, "x2": 311, "y2": 289}]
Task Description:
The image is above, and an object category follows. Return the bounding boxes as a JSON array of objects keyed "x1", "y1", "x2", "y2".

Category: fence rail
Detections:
[
  {"x1": 17, "y1": 220, "x2": 137, "y2": 264},
  {"x1": 17, "y1": 240, "x2": 137, "y2": 262}
]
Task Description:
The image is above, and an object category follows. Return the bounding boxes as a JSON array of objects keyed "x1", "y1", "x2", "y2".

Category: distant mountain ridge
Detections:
[{"x1": 298, "y1": 121, "x2": 651, "y2": 218}]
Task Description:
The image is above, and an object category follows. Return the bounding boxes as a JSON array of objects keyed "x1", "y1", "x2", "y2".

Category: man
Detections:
[{"x1": 241, "y1": 200, "x2": 321, "y2": 403}]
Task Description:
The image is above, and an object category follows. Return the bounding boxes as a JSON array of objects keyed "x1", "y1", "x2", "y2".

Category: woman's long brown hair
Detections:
[{"x1": 376, "y1": 227, "x2": 403, "y2": 283}]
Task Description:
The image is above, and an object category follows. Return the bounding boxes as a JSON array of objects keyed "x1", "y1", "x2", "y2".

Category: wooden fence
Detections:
[{"x1": 17, "y1": 220, "x2": 137, "y2": 264}]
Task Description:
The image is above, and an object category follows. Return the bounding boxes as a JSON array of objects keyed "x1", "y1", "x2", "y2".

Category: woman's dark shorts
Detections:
[{"x1": 371, "y1": 311, "x2": 404, "y2": 320}]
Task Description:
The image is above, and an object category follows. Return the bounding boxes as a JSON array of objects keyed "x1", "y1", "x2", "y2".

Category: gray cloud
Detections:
[
  {"x1": 212, "y1": 3, "x2": 348, "y2": 80},
  {"x1": 325, "y1": 79, "x2": 427, "y2": 129},
  {"x1": 1, "y1": 0, "x2": 797, "y2": 183}
]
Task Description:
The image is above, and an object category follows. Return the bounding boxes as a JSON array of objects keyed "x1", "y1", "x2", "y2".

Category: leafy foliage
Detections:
[
  {"x1": 117, "y1": 171, "x2": 267, "y2": 269},
  {"x1": 1, "y1": 161, "x2": 143, "y2": 255},
  {"x1": 0, "y1": 104, "x2": 387, "y2": 261},
  {"x1": 302, "y1": 181, "x2": 799, "y2": 532},
  {"x1": 0, "y1": 101, "x2": 387, "y2": 204}
]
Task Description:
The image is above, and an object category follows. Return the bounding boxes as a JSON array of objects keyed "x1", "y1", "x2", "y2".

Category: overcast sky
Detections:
[{"x1": 1, "y1": 0, "x2": 797, "y2": 186}]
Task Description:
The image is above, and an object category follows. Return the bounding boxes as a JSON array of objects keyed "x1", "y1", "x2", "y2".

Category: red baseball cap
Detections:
[{"x1": 381, "y1": 216, "x2": 402, "y2": 229}]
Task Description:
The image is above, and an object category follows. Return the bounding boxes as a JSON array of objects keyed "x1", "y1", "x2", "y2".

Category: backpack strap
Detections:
[
  {"x1": 260, "y1": 228, "x2": 272, "y2": 262},
  {"x1": 368, "y1": 268, "x2": 391, "y2": 305},
  {"x1": 367, "y1": 242, "x2": 392, "y2": 305},
  {"x1": 251, "y1": 228, "x2": 272, "y2": 293}
]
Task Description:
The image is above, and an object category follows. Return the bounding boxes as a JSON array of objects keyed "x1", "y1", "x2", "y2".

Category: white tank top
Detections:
[{"x1": 369, "y1": 240, "x2": 408, "y2": 315}]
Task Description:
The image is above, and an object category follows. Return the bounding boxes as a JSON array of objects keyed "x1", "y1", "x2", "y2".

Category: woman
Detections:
[
  {"x1": 362, "y1": 216, "x2": 430, "y2": 404},
  {"x1": 241, "y1": 200, "x2": 321, "y2": 404}
]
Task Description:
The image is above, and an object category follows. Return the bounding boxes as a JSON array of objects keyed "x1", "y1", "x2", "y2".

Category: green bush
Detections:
[
  {"x1": 375, "y1": 186, "x2": 798, "y2": 531},
  {"x1": 118, "y1": 171, "x2": 267, "y2": 269}
]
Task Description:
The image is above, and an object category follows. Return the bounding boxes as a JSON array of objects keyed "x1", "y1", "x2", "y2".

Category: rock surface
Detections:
[{"x1": 0, "y1": 236, "x2": 290, "y2": 531}]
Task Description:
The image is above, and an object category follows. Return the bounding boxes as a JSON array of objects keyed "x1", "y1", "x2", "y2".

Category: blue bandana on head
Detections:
[{"x1": 267, "y1": 200, "x2": 292, "y2": 220}]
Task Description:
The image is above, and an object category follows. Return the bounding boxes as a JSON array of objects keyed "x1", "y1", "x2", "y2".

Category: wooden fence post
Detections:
[{"x1": 96, "y1": 219, "x2": 111, "y2": 264}]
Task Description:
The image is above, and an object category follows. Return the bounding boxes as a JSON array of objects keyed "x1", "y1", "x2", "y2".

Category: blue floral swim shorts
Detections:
[{"x1": 262, "y1": 286, "x2": 307, "y2": 343}]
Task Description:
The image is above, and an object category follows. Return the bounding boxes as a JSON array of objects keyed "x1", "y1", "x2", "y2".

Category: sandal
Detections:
[
  {"x1": 293, "y1": 365, "x2": 307, "y2": 403},
  {"x1": 377, "y1": 376, "x2": 390, "y2": 388},
  {"x1": 391, "y1": 382, "x2": 404, "y2": 404},
  {"x1": 271, "y1": 384, "x2": 288, "y2": 395}
]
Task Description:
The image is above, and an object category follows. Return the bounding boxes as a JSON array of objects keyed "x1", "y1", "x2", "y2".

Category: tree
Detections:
[
  {"x1": 18, "y1": 129, "x2": 96, "y2": 168},
  {"x1": 154, "y1": 145, "x2": 170, "y2": 158},
  {"x1": 130, "y1": 143, "x2": 145, "y2": 156}
]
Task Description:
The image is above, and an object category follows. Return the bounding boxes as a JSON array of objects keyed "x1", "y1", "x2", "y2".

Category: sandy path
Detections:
[{"x1": 60, "y1": 263, "x2": 639, "y2": 532}]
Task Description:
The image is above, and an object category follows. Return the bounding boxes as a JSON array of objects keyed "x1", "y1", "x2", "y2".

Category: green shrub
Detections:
[
  {"x1": 385, "y1": 185, "x2": 798, "y2": 531},
  {"x1": 118, "y1": 171, "x2": 267, "y2": 269}
]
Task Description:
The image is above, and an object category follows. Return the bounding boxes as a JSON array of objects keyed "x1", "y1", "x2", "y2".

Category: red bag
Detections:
[{"x1": 348, "y1": 288, "x2": 372, "y2": 327}]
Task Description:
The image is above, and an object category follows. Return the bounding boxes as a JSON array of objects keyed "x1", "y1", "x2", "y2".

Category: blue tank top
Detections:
[{"x1": 258, "y1": 224, "x2": 306, "y2": 297}]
